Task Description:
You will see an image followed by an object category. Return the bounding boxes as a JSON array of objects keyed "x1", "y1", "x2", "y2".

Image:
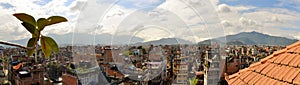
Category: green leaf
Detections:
[
  {"x1": 13, "y1": 13, "x2": 36, "y2": 26},
  {"x1": 27, "y1": 38, "x2": 36, "y2": 56},
  {"x1": 46, "y1": 37, "x2": 59, "y2": 54},
  {"x1": 37, "y1": 18, "x2": 47, "y2": 31},
  {"x1": 41, "y1": 36, "x2": 52, "y2": 58},
  {"x1": 21, "y1": 22, "x2": 36, "y2": 34},
  {"x1": 46, "y1": 16, "x2": 67, "y2": 26},
  {"x1": 40, "y1": 36, "x2": 59, "y2": 58}
]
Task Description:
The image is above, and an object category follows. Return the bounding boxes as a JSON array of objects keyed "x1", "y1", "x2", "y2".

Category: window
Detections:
[
  {"x1": 181, "y1": 65, "x2": 187, "y2": 69},
  {"x1": 177, "y1": 80, "x2": 182, "y2": 83}
]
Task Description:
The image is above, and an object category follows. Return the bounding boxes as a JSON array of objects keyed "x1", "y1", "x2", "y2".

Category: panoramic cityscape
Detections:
[{"x1": 1, "y1": 0, "x2": 300, "y2": 85}]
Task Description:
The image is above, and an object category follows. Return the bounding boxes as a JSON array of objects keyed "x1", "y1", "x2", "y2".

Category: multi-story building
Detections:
[
  {"x1": 204, "y1": 49, "x2": 220, "y2": 85},
  {"x1": 173, "y1": 56, "x2": 190, "y2": 84}
]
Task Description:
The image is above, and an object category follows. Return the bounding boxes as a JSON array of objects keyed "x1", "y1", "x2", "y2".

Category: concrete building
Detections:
[
  {"x1": 204, "y1": 50, "x2": 221, "y2": 85},
  {"x1": 173, "y1": 56, "x2": 190, "y2": 84}
]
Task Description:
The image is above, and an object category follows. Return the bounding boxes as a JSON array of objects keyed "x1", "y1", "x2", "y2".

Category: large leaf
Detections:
[
  {"x1": 46, "y1": 16, "x2": 67, "y2": 26},
  {"x1": 27, "y1": 38, "x2": 36, "y2": 56},
  {"x1": 40, "y1": 36, "x2": 59, "y2": 58},
  {"x1": 37, "y1": 18, "x2": 47, "y2": 31},
  {"x1": 46, "y1": 37, "x2": 59, "y2": 54},
  {"x1": 40, "y1": 36, "x2": 52, "y2": 58},
  {"x1": 21, "y1": 22, "x2": 36, "y2": 34},
  {"x1": 13, "y1": 13, "x2": 36, "y2": 26}
]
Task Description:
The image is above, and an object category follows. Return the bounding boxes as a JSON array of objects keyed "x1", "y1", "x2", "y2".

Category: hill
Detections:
[
  {"x1": 198, "y1": 31, "x2": 298, "y2": 46},
  {"x1": 9, "y1": 33, "x2": 144, "y2": 46},
  {"x1": 141, "y1": 38, "x2": 193, "y2": 45}
]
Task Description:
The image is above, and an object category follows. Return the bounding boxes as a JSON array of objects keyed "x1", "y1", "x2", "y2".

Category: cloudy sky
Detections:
[{"x1": 0, "y1": 0, "x2": 300, "y2": 44}]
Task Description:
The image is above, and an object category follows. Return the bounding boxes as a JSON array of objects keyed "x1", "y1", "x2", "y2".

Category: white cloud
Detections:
[
  {"x1": 217, "y1": 4, "x2": 231, "y2": 13},
  {"x1": 239, "y1": 17, "x2": 260, "y2": 26},
  {"x1": 0, "y1": 0, "x2": 81, "y2": 40},
  {"x1": 1, "y1": 0, "x2": 300, "y2": 43},
  {"x1": 221, "y1": 20, "x2": 233, "y2": 27},
  {"x1": 135, "y1": 27, "x2": 173, "y2": 42},
  {"x1": 0, "y1": 15, "x2": 29, "y2": 41}
]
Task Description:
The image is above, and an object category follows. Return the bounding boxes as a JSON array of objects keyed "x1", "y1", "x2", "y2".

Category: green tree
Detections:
[{"x1": 13, "y1": 13, "x2": 67, "y2": 58}]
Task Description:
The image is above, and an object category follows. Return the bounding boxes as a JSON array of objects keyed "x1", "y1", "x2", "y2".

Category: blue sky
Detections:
[
  {"x1": 220, "y1": 0, "x2": 300, "y2": 12},
  {"x1": 0, "y1": 2, "x2": 14, "y2": 9},
  {"x1": 219, "y1": 0, "x2": 300, "y2": 32},
  {"x1": 116, "y1": 0, "x2": 165, "y2": 9}
]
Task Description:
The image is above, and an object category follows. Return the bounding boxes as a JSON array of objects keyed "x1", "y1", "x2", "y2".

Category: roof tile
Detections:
[
  {"x1": 278, "y1": 66, "x2": 292, "y2": 80},
  {"x1": 273, "y1": 49, "x2": 287, "y2": 56},
  {"x1": 243, "y1": 71, "x2": 256, "y2": 83},
  {"x1": 295, "y1": 47, "x2": 300, "y2": 53},
  {"x1": 281, "y1": 54, "x2": 296, "y2": 65},
  {"x1": 226, "y1": 41, "x2": 300, "y2": 85},
  {"x1": 248, "y1": 73, "x2": 263, "y2": 85},
  {"x1": 255, "y1": 76, "x2": 269, "y2": 85},
  {"x1": 276, "y1": 82, "x2": 286, "y2": 85},
  {"x1": 292, "y1": 72, "x2": 300, "y2": 84},
  {"x1": 286, "y1": 42, "x2": 300, "y2": 49},
  {"x1": 232, "y1": 78, "x2": 243, "y2": 85},
  {"x1": 261, "y1": 63, "x2": 276, "y2": 75},
  {"x1": 267, "y1": 78, "x2": 278, "y2": 85},
  {"x1": 288, "y1": 54, "x2": 300, "y2": 67},
  {"x1": 228, "y1": 70, "x2": 241, "y2": 79},
  {"x1": 288, "y1": 46, "x2": 298, "y2": 53},
  {"x1": 227, "y1": 76, "x2": 239, "y2": 85},
  {"x1": 296, "y1": 56, "x2": 300, "y2": 67},
  {"x1": 290, "y1": 46, "x2": 300, "y2": 53},
  {"x1": 238, "y1": 80, "x2": 247, "y2": 85},
  {"x1": 249, "y1": 64, "x2": 260, "y2": 71},
  {"x1": 269, "y1": 65, "x2": 281, "y2": 78},
  {"x1": 254, "y1": 62, "x2": 269, "y2": 73},
  {"x1": 273, "y1": 65, "x2": 287, "y2": 80},
  {"x1": 268, "y1": 56, "x2": 278, "y2": 63},
  {"x1": 274, "y1": 54, "x2": 287, "y2": 64},
  {"x1": 283, "y1": 67, "x2": 300, "y2": 83},
  {"x1": 239, "y1": 70, "x2": 252, "y2": 80}
]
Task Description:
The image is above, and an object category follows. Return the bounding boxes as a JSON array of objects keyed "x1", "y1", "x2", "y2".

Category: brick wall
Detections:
[
  {"x1": 15, "y1": 77, "x2": 31, "y2": 85},
  {"x1": 62, "y1": 74, "x2": 78, "y2": 85}
]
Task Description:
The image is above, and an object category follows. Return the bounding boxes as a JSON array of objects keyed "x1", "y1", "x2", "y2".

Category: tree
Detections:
[{"x1": 13, "y1": 13, "x2": 67, "y2": 59}]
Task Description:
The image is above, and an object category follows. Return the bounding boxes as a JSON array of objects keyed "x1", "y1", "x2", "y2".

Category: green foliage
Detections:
[
  {"x1": 26, "y1": 38, "x2": 36, "y2": 56},
  {"x1": 46, "y1": 62, "x2": 62, "y2": 80},
  {"x1": 13, "y1": 13, "x2": 67, "y2": 58},
  {"x1": 41, "y1": 36, "x2": 59, "y2": 58},
  {"x1": 123, "y1": 51, "x2": 131, "y2": 56},
  {"x1": 13, "y1": 13, "x2": 36, "y2": 26},
  {"x1": 2, "y1": 56, "x2": 8, "y2": 62},
  {"x1": 189, "y1": 78, "x2": 198, "y2": 85},
  {"x1": 46, "y1": 16, "x2": 68, "y2": 26},
  {"x1": 37, "y1": 18, "x2": 47, "y2": 31}
]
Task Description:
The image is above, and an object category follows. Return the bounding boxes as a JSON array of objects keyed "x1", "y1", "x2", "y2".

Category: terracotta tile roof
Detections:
[{"x1": 226, "y1": 41, "x2": 300, "y2": 85}]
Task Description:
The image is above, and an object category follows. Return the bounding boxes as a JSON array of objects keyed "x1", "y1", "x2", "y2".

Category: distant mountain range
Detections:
[
  {"x1": 198, "y1": 31, "x2": 298, "y2": 46},
  {"x1": 136, "y1": 38, "x2": 193, "y2": 45},
  {"x1": 9, "y1": 33, "x2": 144, "y2": 46},
  {"x1": 7, "y1": 31, "x2": 298, "y2": 47}
]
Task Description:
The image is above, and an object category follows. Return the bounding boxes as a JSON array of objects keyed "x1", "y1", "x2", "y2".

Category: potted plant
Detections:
[
  {"x1": 13, "y1": 13, "x2": 67, "y2": 60},
  {"x1": 13, "y1": 13, "x2": 67, "y2": 84}
]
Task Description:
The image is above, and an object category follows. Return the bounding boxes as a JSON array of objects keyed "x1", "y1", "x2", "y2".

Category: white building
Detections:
[{"x1": 204, "y1": 50, "x2": 220, "y2": 85}]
